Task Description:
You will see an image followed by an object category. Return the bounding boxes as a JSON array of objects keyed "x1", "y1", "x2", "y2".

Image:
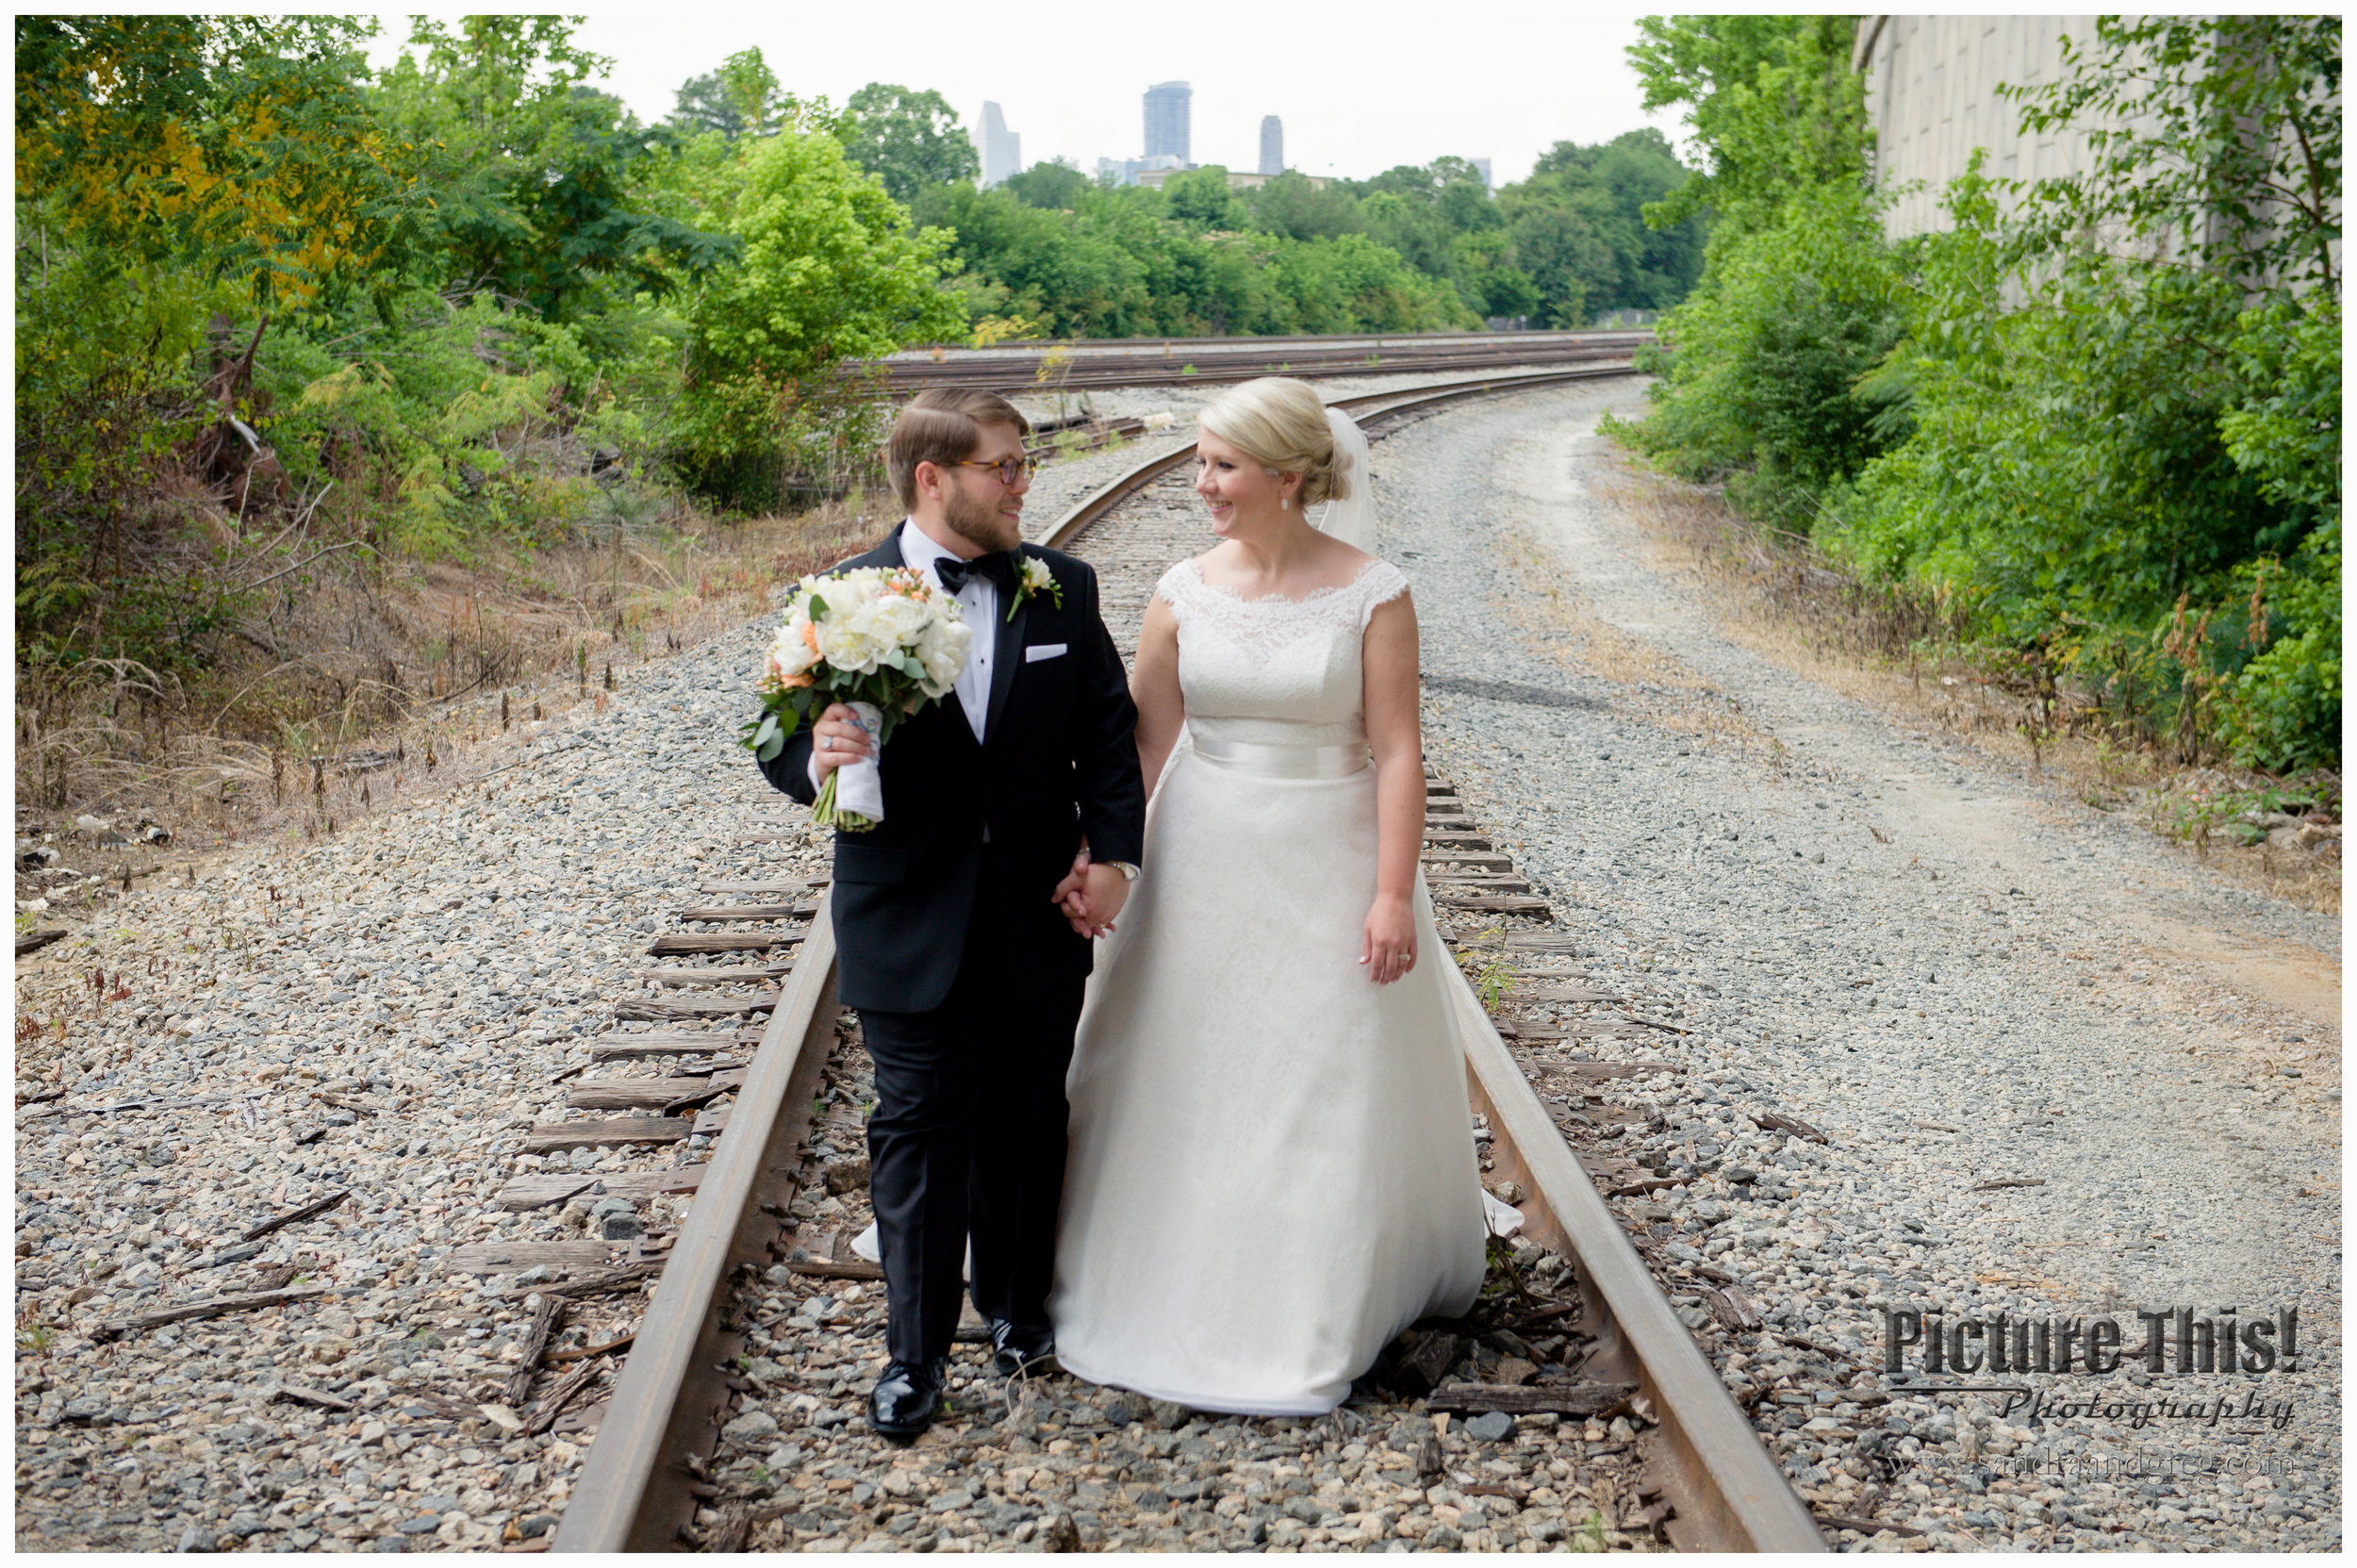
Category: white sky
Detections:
[{"x1": 367, "y1": 6, "x2": 1686, "y2": 187}]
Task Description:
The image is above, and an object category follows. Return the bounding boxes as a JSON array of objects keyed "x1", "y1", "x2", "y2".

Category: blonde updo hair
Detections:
[{"x1": 1197, "y1": 377, "x2": 1353, "y2": 509}]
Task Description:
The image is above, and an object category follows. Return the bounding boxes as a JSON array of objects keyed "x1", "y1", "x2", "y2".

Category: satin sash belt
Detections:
[{"x1": 1189, "y1": 733, "x2": 1368, "y2": 780}]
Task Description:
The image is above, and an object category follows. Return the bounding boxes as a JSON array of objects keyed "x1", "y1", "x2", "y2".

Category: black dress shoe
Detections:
[
  {"x1": 868, "y1": 1357, "x2": 948, "y2": 1440},
  {"x1": 990, "y1": 1318, "x2": 1056, "y2": 1378}
]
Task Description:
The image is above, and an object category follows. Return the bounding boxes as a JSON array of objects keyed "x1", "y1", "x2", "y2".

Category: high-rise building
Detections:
[
  {"x1": 1471, "y1": 157, "x2": 1493, "y2": 189},
  {"x1": 1144, "y1": 81, "x2": 1191, "y2": 163},
  {"x1": 1259, "y1": 116, "x2": 1283, "y2": 176},
  {"x1": 980, "y1": 101, "x2": 1021, "y2": 187}
]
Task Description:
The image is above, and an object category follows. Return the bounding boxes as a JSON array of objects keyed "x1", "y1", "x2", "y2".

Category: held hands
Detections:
[
  {"x1": 808, "y1": 702, "x2": 875, "y2": 781},
  {"x1": 1050, "y1": 845, "x2": 1129, "y2": 939},
  {"x1": 1360, "y1": 893, "x2": 1416, "y2": 985}
]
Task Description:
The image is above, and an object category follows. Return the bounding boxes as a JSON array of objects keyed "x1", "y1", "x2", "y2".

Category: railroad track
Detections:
[
  {"x1": 540, "y1": 367, "x2": 1824, "y2": 1553},
  {"x1": 865, "y1": 329, "x2": 1651, "y2": 392}
]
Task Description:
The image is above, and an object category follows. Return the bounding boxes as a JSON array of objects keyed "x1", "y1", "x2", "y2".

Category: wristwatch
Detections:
[{"x1": 1107, "y1": 861, "x2": 1141, "y2": 882}]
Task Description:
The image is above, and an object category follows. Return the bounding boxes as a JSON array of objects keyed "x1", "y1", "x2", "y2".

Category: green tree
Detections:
[
  {"x1": 839, "y1": 82, "x2": 978, "y2": 204},
  {"x1": 1357, "y1": 191, "x2": 1456, "y2": 283},
  {"x1": 668, "y1": 47, "x2": 791, "y2": 140},
  {"x1": 1162, "y1": 165, "x2": 1241, "y2": 230},
  {"x1": 1796, "y1": 13, "x2": 2343, "y2": 771},
  {"x1": 2003, "y1": 15, "x2": 2341, "y2": 298},
  {"x1": 1627, "y1": 15, "x2": 1869, "y2": 239},
  {"x1": 374, "y1": 16, "x2": 731, "y2": 324},
  {"x1": 677, "y1": 126, "x2": 965, "y2": 506},
  {"x1": 16, "y1": 13, "x2": 426, "y2": 640},
  {"x1": 1506, "y1": 129, "x2": 1707, "y2": 312},
  {"x1": 1002, "y1": 158, "x2": 1092, "y2": 210},
  {"x1": 16, "y1": 15, "x2": 420, "y2": 306},
  {"x1": 1503, "y1": 207, "x2": 1606, "y2": 327},
  {"x1": 1233, "y1": 171, "x2": 1362, "y2": 242}
]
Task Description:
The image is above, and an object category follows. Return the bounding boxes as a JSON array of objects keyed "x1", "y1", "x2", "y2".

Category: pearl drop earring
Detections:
[{"x1": 1280, "y1": 496, "x2": 1289, "y2": 510}]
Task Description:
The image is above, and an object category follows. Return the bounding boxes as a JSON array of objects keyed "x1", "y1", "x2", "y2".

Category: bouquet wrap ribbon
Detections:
[{"x1": 831, "y1": 701, "x2": 886, "y2": 823}]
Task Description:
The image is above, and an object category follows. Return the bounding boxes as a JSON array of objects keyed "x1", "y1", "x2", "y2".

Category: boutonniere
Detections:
[{"x1": 1009, "y1": 555, "x2": 1063, "y2": 620}]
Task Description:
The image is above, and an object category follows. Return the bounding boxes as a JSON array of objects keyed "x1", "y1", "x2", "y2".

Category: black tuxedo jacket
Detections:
[{"x1": 757, "y1": 524, "x2": 1146, "y2": 1014}]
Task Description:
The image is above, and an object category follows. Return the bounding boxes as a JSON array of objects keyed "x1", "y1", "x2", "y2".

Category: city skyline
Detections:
[{"x1": 365, "y1": 7, "x2": 1681, "y2": 188}]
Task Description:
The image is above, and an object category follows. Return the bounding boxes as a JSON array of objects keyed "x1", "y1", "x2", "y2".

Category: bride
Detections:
[{"x1": 1047, "y1": 377, "x2": 1491, "y2": 1414}]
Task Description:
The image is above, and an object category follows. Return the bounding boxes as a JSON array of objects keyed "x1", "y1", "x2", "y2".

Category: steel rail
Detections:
[
  {"x1": 1449, "y1": 970, "x2": 1826, "y2": 1552},
  {"x1": 870, "y1": 336, "x2": 1652, "y2": 393},
  {"x1": 881, "y1": 327, "x2": 1651, "y2": 359},
  {"x1": 1037, "y1": 365, "x2": 1641, "y2": 551},
  {"x1": 555, "y1": 361, "x2": 1821, "y2": 1553},
  {"x1": 552, "y1": 904, "x2": 841, "y2": 1553}
]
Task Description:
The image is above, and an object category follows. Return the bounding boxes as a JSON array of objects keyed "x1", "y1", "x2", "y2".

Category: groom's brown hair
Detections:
[{"x1": 887, "y1": 388, "x2": 1033, "y2": 510}]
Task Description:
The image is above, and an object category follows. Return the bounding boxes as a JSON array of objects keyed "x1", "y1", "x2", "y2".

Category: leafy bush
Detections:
[
  {"x1": 1622, "y1": 14, "x2": 2341, "y2": 771},
  {"x1": 2216, "y1": 296, "x2": 2342, "y2": 772},
  {"x1": 674, "y1": 128, "x2": 963, "y2": 510},
  {"x1": 1614, "y1": 181, "x2": 1904, "y2": 528}
]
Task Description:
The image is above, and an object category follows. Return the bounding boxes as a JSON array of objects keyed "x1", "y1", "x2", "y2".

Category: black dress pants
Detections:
[{"x1": 857, "y1": 863, "x2": 1086, "y2": 1365}]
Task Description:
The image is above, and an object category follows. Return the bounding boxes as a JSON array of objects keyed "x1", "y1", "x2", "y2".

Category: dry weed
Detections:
[{"x1": 14, "y1": 501, "x2": 886, "y2": 922}]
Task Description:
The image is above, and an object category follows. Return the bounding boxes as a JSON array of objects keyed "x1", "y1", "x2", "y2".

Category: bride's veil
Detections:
[{"x1": 1311, "y1": 405, "x2": 1378, "y2": 552}]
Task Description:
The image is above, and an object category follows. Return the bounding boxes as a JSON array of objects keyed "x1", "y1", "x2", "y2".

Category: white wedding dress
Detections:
[{"x1": 1047, "y1": 554, "x2": 1489, "y2": 1415}]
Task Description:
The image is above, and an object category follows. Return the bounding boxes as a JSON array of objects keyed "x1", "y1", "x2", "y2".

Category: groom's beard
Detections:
[{"x1": 942, "y1": 480, "x2": 1021, "y2": 555}]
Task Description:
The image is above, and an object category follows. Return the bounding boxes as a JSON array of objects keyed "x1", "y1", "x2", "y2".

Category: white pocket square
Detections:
[{"x1": 1025, "y1": 643, "x2": 1068, "y2": 663}]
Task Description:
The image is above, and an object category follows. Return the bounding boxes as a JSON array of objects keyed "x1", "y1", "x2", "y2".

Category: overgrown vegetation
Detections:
[{"x1": 1615, "y1": 15, "x2": 2341, "y2": 782}]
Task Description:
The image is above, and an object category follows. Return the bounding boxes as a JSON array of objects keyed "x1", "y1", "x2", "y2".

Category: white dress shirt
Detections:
[
  {"x1": 809, "y1": 520, "x2": 995, "y2": 789},
  {"x1": 896, "y1": 520, "x2": 997, "y2": 742}
]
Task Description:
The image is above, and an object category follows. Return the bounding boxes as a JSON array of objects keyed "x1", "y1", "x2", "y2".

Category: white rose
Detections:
[
  {"x1": 815, "y1": 602, "x2": 881, "y2": 672},
  {"x1": 767, "y1": 619, "x2": 816, "y2": 680},
  {"x1": 916, "y1": 620, "x2": 974, "y2": 693},
  {"x1": 867, "y1": 591, "x2": 931, "y2": 648}
]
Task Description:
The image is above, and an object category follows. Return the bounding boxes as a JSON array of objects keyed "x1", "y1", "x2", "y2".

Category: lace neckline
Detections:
[{"x1": 1179, "y1": 554, "x2": 1386, "y2": 607}]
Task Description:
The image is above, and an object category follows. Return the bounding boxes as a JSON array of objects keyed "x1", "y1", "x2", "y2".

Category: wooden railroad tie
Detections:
[
  {"x1": 589, "y1": 1031, "x2": 761, "y2": 1059},
  {"x1": 522, "y1": 1116, "x2": 693, "y2": 1152},
  {"x1": 1435, "y1": 894, "x2": 1551, "y2": 916},
  {"x1": 495, "y1": 1167, "x2": 703, "y2": 1212},
  {"x1": 632, "y1": 964, "x2": 792, "y2": 987},
  {"x1": 614, "y1": 993, "x2": 779, "y2": 1020},
  {"x1": 648, "y1": 933, "x2": 802, "y2": 956},
  {"x1": 1525, "y1": 1059, "x2": 1684, "y2": 1083},
  {"x1": 675, "y1": 902, "x2": 819, "y2": 923},
  {"x1": 96, "y1": 1285, "x2": 337, "y2": 1341},
  {"x1": 565, "y1": 1070, "x2": 745, "y2": 1112},
  {"x1": 447, "y1": 1241, "x2": 622, "y2": 1275}
]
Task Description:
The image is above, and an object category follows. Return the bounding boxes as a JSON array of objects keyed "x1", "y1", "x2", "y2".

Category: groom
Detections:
[{"x1": 757, "y1": 388, "x2": 1146, "y2": 1439}]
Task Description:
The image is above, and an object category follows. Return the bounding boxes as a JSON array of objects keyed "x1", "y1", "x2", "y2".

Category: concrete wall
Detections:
[
  {"x1": 1855, "y1": 15, "x2": 2105, "y2": 239},
  {"x1": 1858, "y1": 16, "x2": 2340, "y2": 288}
]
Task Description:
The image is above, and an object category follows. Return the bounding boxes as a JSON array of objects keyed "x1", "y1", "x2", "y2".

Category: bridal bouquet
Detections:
[{"x1": 742, "y1": 567, "x2": 974, "y2": 831}]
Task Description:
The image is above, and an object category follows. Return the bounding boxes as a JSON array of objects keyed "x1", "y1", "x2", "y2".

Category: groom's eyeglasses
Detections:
[{"x1": 954, "y1": 454, "x2": 1041, "y2": 487}]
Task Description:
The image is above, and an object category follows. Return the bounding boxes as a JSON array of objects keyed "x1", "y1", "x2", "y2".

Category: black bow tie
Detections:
[{"x1": 933, "y1": 551, "x2": 1016, "y2": 595}]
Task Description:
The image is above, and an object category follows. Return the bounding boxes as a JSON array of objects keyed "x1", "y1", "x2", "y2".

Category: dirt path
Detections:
[{"x1": 1531, "y1": 397, "x2": 2341, "y2": 1053}]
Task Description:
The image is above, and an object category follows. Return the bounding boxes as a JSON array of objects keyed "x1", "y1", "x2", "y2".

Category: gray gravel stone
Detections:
[{"x1": 1464, "y1": 1411, "x2": 1515, "y2": 1443}]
